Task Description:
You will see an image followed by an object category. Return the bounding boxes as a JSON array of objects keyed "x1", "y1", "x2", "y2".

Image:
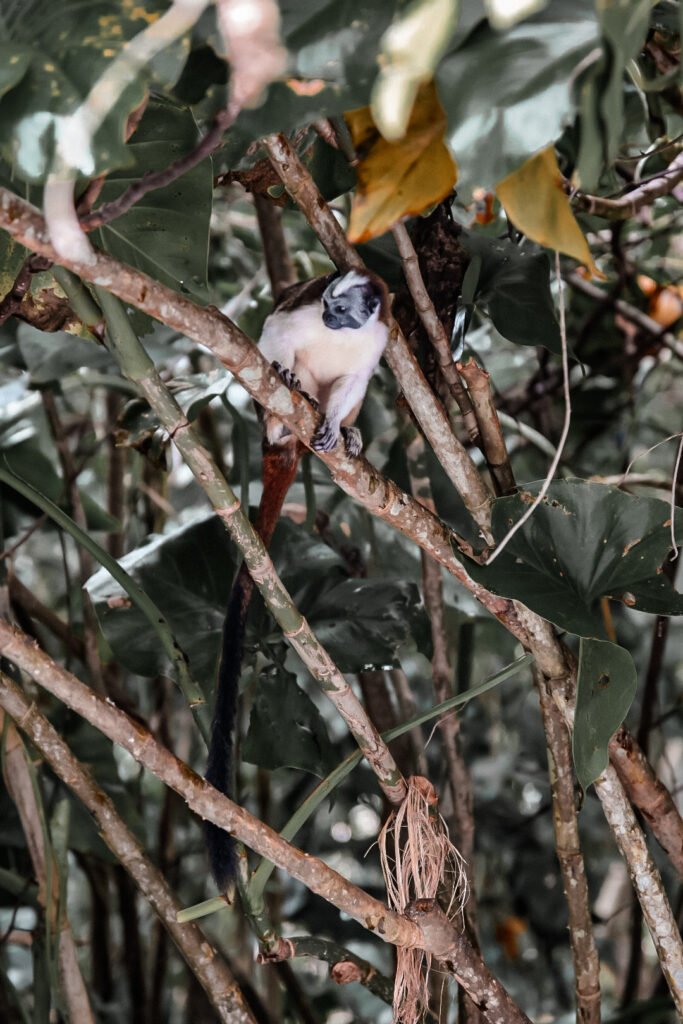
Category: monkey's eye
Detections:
[{"x1": 337, "y1": 304, "x2": 347, "y2": 313}]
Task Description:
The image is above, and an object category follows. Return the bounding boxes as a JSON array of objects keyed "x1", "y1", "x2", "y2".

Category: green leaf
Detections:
[
  {"x1": 0, "y1": 0, "x2": 185, "y2": 184},
  {"x1": 0, "y1": 229, "x2": 27, "y2": 304},
  {"x1": 16, "y1": 324, "x2": 116, "y2": 384},
  {"x1": 0, "y1": 441, "x2": 119, "y2": 533},
  {"x1": 573, "y1": 638, "x2": 637, "y2": 790},
  {"x1": 437, "y1": 0, "x2": 600, "y2": 193},
  {"x1": 462, "y1": 231, "x2": 561, "y2": 353},
  {"x1": 95, "y1": 97, "x2": 212, "y2": 304},
  {"x1": 243, "y1": 666, "x2": 336, "y2": 777},
  {"x1": 307, "y1": 579, "x2": 427, "y2": 671},
  {"x1": 0, "y1": 45, "x2": 31, "y2": 100},
  {"x1": 87, "y1": 512, "x2": 235, "y2": 680},
  {"x1": 466, "y1": 480, "x2": 683, "y2": 637}
]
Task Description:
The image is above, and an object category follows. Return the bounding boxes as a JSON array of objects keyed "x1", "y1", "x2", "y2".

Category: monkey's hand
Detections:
[
  {"x1": 311, "y1": 416, "x2": 339, "y2": 452},
  {"x1": 341, "y1": 426, "x2": 363, "y2": 457},
  {"x1": 272, "y1": 361, "x2": 320, "y2": 411}
]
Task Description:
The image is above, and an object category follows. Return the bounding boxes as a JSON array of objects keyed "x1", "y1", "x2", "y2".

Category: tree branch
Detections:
[
  {"x1": 572, "y1": 150, "x2": 683, "y2": 221},
  {"x1": 534, "y1": 670, "x2": 601, "y2": 1023},
  {"x1": 0, "y1": 672, "x2": 257, "y2": 1024},
  {"x1": 2, "y1": 711, "x2": 95, "y2": 1024},
  {"x1": 391, "y1": 220, "x2": 480, "y2": 444},
  {"x1": 3, "y1": 189, "x2": 683, "y2": 994},
  {"x1": 0, "y1": 621, "x2": 533, "y2": 1019}
]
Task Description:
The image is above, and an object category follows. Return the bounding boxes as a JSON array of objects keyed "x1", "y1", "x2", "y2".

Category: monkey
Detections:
[{"x1": 205, "y1": 269, "x2": 390, "y2": 890}]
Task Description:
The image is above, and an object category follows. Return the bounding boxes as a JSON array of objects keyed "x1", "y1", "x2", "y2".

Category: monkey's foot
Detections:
[
  {"x1": 272, "y1": 361, "x2": 301, "y2": 393},
  {"x1": 341, "y1": 426, "x2": 363, "y2": 457},
  {"x1": 311, "y1": 417, "x2": 339, "y2": 453},
  {"x1": 272, "y1": 362, "x2": 320, "y2": 411}
]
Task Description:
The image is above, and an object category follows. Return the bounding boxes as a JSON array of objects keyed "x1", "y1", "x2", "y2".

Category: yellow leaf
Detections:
[
  {"x1": 345, "y1": 81, "x2": 457, "y2": 244},
  {"x1": 496, "y1": 146, "x2": 604, "y2": 279}
]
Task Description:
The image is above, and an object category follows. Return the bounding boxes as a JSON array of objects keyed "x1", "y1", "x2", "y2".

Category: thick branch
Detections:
[
  {"x1": 405, "y1": 900, "x2": 532, "y2": 1024},
  {"x1": 3, "y1": 189, "x2": 683, "y2": 982},
  {"x1": 0, "y1": 621, "x2": 531, "y2": 1018},
  {"x1": 0, "y1": 672, "x2": 257, "y2": 1024}
]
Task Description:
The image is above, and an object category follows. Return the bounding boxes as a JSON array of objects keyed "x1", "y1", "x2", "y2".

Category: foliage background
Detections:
[{"x1": 0, "y1": 1, "x2": 682, "y2": 1022}]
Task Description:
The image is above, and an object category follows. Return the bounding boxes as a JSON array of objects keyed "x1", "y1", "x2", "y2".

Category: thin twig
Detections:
[
  {"x1": 81, "y1": 102, "x2": 240, "y2": 231},
  {"x1": 669, "y1": 435, "x2": 683, "y2": 559},
  {"x1": 572, "y1": 150, "x2": 683, "y2": 220},
  {"x1": 567, "y1": 272, "x2": 683, "y2": 359},
  {"x1": 458, "y1": 360, "x2": 516, "y2": 496},
  {"x1": 485, "y1": 254, "x2": 572, "y2": 564}
]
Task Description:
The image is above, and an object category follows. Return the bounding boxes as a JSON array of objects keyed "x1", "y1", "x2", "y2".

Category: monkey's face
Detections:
[{"x1": 321, "y1": 271, "x2": 381, "y2": 330}]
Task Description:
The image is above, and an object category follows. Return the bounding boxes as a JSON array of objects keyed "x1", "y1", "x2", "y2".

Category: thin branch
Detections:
[
  {"x1": 457, "y1": 360, "x2": 516, "y2": 496},
  {"x1": 259, "y1": 935, "x2": 394, "y2": 1005},
  {"x1": 391, "y1": 220, "x2": 480, "y2": 444},
  {"x1": 567, "y1": 272, "x2": 683, "y2": 359},
  {"x1": 534, "y1": 670, "x2": 601, "y2": 1024},
  {"x1": 253, "y1": 194, "x2": 297, "y2": 302},
  {"x1": 2, "y1": 711, "x2": 95, "y2": 1024},
  {"x1": 0, "y1": 672, "x2": 258, "y2": 1024},
  {"x1": 609, "y1": 728, "x2": 683, "y2": 879},
  {"x1": 80, "y1": 102, "x2": 240, "y2": 231},
  {"x1": 485, "y1": 254, "x2": 572, "y2": 564},
  {"x1": 571, "y1": 150, "x2": 683, "y2": 220}
]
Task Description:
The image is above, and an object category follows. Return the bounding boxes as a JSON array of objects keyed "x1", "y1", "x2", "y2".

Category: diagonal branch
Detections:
[
  {"x1": 3, "y1": 188, "x2": 683, "y2": 986},
  {"x1": 571, "y1": 150, "x2": 683, "y2": 220},
  {"x1": 0, "y1": 620, "x2": 533, "y2": 1020},
  {"x1": 0, "y1": 672, "x2": 258, "y2": 1024}
]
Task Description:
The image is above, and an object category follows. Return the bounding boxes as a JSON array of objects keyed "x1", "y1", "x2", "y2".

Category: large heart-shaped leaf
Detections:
[
  {"x1": 307, "y1": 578, "x2": 427, "y2": 671},
  {"x1": 87, "y1": 512, "x2": 236, "y2": 680},
  {"x1": 573, "y1": 638, "x2": 637, "y2": 790},
  {"x1": 95, "y1": 97, "x2": 212, "y2": 302},
  {"x1": 243, "y1": 666, "x2": 336, "y2": 777},
  {"x1": 466, "y1": 480, "x2": 683, "y2": 637}
]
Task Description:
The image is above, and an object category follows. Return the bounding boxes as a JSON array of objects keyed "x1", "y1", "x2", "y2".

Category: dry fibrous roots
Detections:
[{"x1": 378, "y1": 776, "x2": 468, "y2": 1023}]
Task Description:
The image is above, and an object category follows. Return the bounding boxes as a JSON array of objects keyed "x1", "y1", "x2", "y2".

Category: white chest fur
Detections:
[{"x1": 259, "y1": 302, "x2": 388, "y2": 384}]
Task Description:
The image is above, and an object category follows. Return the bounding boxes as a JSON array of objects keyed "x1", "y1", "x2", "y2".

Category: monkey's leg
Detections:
[
  {"x1": 311, "y1": 374, "x2": 366, "y2": 453},
  {"x1": 340, "y1": 426, "x2": 363, "y2": 457}
]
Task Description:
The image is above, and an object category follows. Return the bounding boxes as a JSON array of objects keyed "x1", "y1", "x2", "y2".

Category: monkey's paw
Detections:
[
  {"x1": 341, "y1": 426, "x2": 363, "y2": 457},
  {"x1": 311, "y1": 418, "x2": 339, "y2": 453},
  {"x1": 272, "y1": 361, "x2": 301, "y2": 393}
]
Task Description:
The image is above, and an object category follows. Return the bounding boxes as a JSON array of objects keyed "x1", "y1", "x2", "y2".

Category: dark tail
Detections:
[{"x1": 204, "y1": 442, "x2": 302, "y2": 891}]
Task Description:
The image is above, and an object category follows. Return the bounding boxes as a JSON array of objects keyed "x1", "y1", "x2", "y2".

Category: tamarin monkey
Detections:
[{"x1": 205, "y1": 269, "x2": 391, "y2": 889}]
